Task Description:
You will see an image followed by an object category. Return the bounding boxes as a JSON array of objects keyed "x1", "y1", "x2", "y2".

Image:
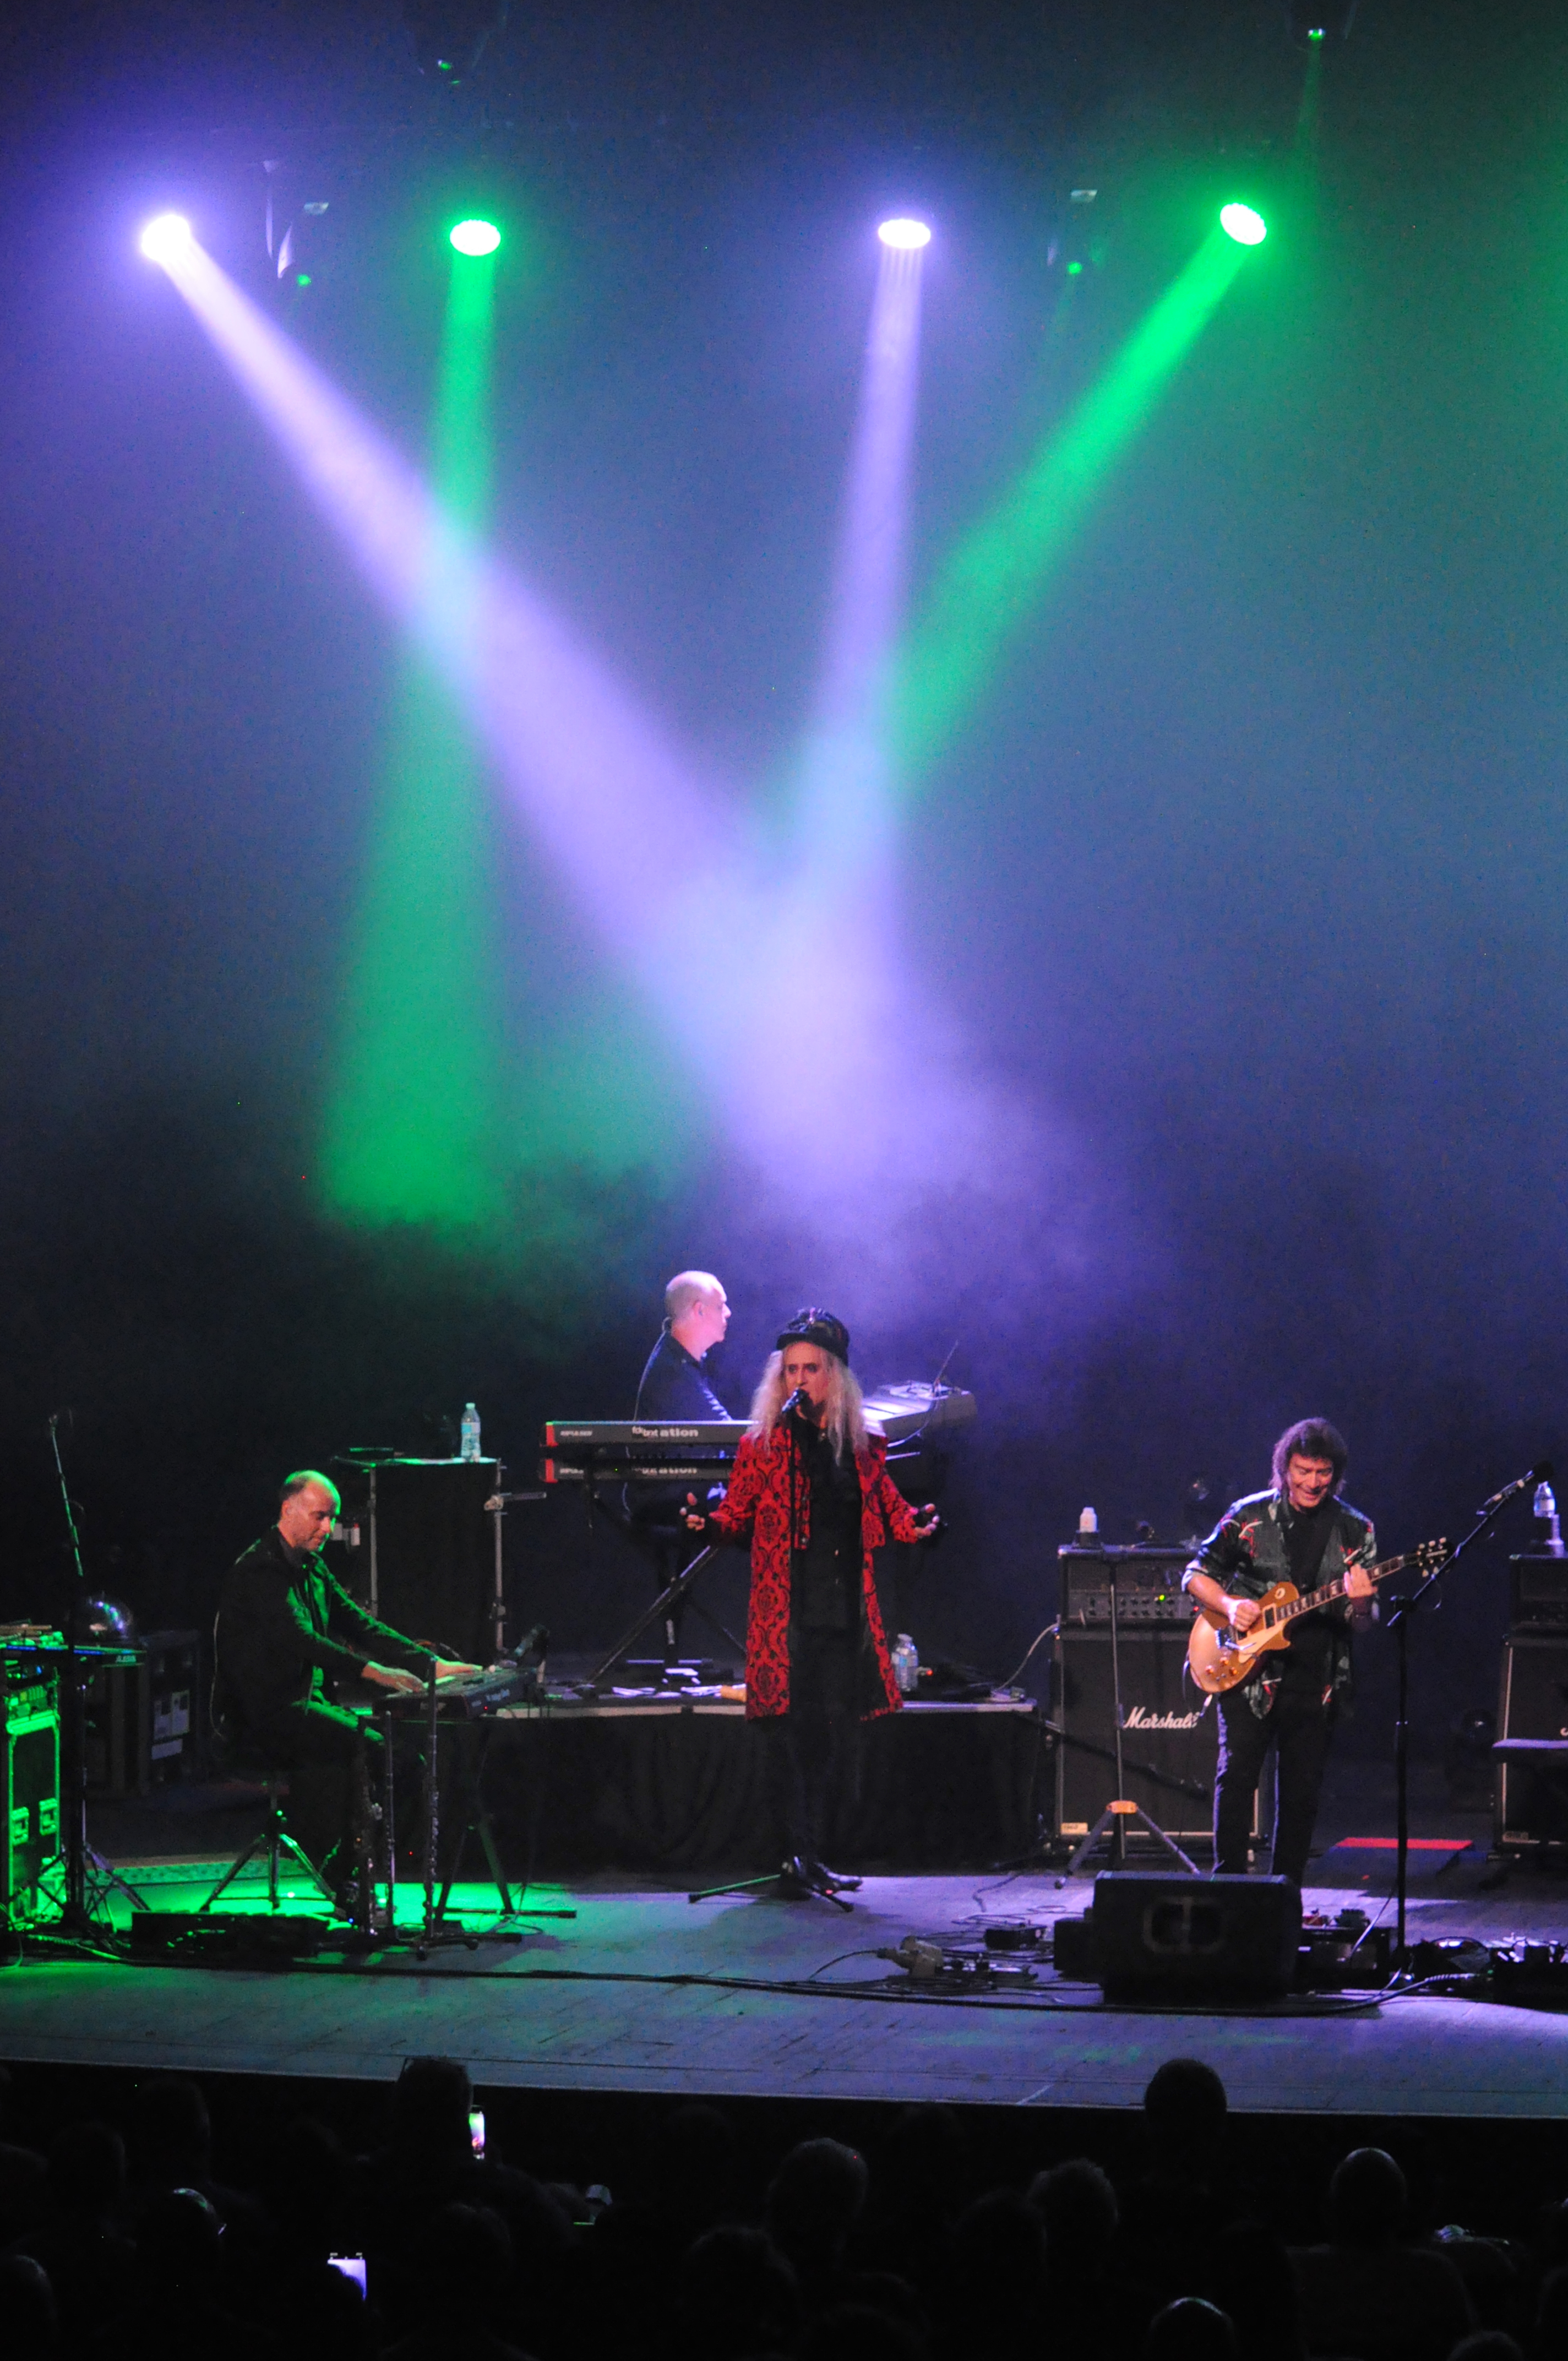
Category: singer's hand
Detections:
[{"x1": 913, "y1": 1505, "x2": 941, "y2": 1542}]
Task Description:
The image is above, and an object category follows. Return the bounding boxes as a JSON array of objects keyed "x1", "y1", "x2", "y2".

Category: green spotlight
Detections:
[
  {"x1": 893, "y1": 224, "x2": 1249, "y2": 774},
  {"x1": 450, "y1": 217, "x2": 501, "y2": 257},
  {"x1": 1308, "y1": 23, "x2": 1326, "y2": 35},
  {"x1": 1220, "y1": 202, "x2": 1267, "y2": 247}
]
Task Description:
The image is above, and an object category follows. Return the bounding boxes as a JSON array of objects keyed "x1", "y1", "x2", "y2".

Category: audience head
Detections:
[
  {"x1": 1327, "y1": 2147, "x2": 1408, "y2": 2249},
  {"x1": 1144, "y1": 2059, "x2": 1229, "y2": 2178},
  {"x1": 417, "y1": 2203, "x2": 513, "y2": 2322},
  {"x1": 1447, "y1": 2338, "x2": 1523, "y2": 2361},
  {"x1": 389, "y1": 2055, "x2": 475, "y2": 2162},
  {"x1": 0, "y1": 2255, "x2": 57, "y2": 2358},
  {"x1": 129, "y1": 2076, "x2": 213, "y2": 2183},
  {"x1": 943, "y1": 2190, "x2": 1049, "y2": 2329},
  {"x1": 1028, "y1": 2156, "x2": 1118, "y2": 2277},
  {"x1": 1538, "y1": 2263, "x2": 1568, "y2": 2355},
  {"x1": 656, "y1": 2102, "x2": 740, "y2": 2237},
  {"x1": 46, "y1": 2120, "x2": 125, "y2": 2217},
  {"x1": 1218, "y1": 2221, "x2": 1307, "y2": 2361},
  {"x1": 1143, "y1": 2298, "x2": 1239, "y2": 2361},
  {"x1": 680, "y1": 2225, "x2": 800, "y2": 2361},
  {"x1": 766, "y1": 2137, "x2": 869, "y2": 2264},
  {"x1": 801, "y1": 2304, "x2": 926, "y2": 2361},
  {"x1": 137, "y1": 2186, "x2": 224, "y2": 2291}
]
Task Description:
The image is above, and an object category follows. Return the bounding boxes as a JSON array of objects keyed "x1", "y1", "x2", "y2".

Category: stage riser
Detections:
[{"x1": 405, "y1": 1707, "x2": 1045, "y2": 1879}]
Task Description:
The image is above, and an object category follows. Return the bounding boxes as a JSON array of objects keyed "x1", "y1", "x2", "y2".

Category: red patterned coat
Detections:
[{"x1": 709, "y1": 1422, "x2": 919, "y2": 1721}]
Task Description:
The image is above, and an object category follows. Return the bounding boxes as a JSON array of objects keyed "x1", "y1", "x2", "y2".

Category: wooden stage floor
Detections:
[{"x1": 7, "y1": 1804, "x2": 1568, "y2": 2120}]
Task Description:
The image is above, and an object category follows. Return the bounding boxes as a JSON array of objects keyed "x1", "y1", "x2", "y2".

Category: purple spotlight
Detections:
[
  {"x1": 878, "y1": 217, "x2": 930, "y2": 250},
  {"x1": 139, "y1": 213, "x2": 193, "y2": 263}
]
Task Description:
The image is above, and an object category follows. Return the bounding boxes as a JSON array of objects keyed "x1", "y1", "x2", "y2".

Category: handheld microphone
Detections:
[{"x1": 1480, "y1": 1461, "x2": 1555, "y2": 1516}]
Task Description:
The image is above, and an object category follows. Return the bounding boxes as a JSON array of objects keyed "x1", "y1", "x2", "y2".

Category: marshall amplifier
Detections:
[
  {"x1": 1058, "y1": 1545, "x2": 1193, "y2": 1627},
  {"x1": 1496, "y1": 1633, "x2": 1568, "y2": 1849},
  {"x1": 1053, "y1": 1625, "x2": 1266, "y2": 1849},
  {"x1": 1509, "y1": 1555, "x2": 1568, "y2": 1631}
]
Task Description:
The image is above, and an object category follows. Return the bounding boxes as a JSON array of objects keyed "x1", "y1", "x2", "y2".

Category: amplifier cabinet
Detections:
[
  {"x1": 335, "y1": 1460, "x2": 502, "y2": 1670},
  {"x1": 1509, "y1": 1555, "x2": 1568, "y2": 1631},
  {"x1": 1058, "y1": 1546, "x2": 1193, "y2": 1628},
  {"x1": 1054, "y1": 1625, "x2": 1262, "y2": 1847},
  {"x1": 1496, "y1": 1633, "x2": 1568, "y2": 1848},
  {"x1": 2, "y1": 1668, "x2": 60, "y2": 1926}
]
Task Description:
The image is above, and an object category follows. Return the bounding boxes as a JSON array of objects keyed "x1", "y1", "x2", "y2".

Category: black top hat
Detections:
[{"x1": 775, "y1": 1308, "x2": 851, "y2": 1366}]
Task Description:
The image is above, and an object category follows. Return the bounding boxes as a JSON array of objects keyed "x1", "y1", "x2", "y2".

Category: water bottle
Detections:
[
  {"x1": 1077, "y1": 1505, "x2": 1098, "y2": 1536},
  {"x1": 1536, "y1": 1482, "x2": 1565, "y2": 1558},
  {"x1": 891, "y1": 1633, "x2": 919, "y2": 1695},
  {"x1": 460, "y1": 1403, "x2": 481, "y2": 1462}
]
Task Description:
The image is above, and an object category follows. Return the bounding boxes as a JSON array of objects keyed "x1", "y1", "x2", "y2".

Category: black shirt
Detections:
[
  {"x1": 1279, "y1": 1499, "x2": 1337, "y2": 1695},
  {"x1": 634, "y1": 1331, "x2": 729, "y2": 1423},
  {"x1": 214, "y1": 1527, "x2": 430, "y2": 1733},
  {"x1": 790, "y1": 1416, "x2": 864, "y2": 1633}
]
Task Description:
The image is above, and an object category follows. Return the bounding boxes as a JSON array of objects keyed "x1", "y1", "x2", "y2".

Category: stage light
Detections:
[
  {"x1": 1284, "y1": 0, "x2": 1357, "y2": 42},
  {"x1": 1220, "y1": 203, "x2": 1268, "y2": 247},
  {"x1": 878, "y1": 218, "x2": 930, "y2": 251},
  {"x1": 449, "y1": 218, "x2": 500, "y2": 257},
  {"x1": 404, "y1": 0, "x2": 508, "y2": 83},
  {"x1": 139, "y1": 213, "x2": 193, "y2": 263}
]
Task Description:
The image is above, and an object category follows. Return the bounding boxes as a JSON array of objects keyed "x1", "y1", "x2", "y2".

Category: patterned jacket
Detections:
[
  {"x1": 708, "y1": 1422, "x2": 919, "y2": 1721},
  {"x1": 1183, "y1": 1487, "x2": 1375, "y2": 1718}
]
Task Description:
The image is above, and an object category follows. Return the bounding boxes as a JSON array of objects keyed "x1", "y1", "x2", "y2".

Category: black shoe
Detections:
[
  {"x1": 778, "y1": 1856, "x2": 817, "y2": 1897},
  {"x1": 807, "y1": 1859, "x2": 862, "y2": 1892}
]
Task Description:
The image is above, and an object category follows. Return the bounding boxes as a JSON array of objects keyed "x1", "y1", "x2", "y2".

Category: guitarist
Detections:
[{"x1": 1183, "y1": 1418, "x2": 1377, "y2": 1885}]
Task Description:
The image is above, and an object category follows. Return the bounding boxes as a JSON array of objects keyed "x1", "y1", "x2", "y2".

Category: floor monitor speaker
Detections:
[{"x1": 1091, "y1": 1870, "x2": 1300, "y2": 1999}]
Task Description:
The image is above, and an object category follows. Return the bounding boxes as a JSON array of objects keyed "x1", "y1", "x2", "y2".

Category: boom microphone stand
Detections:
[{"x1": 1387, "y1": 1461, "x2": 1549, "y2": 1965}]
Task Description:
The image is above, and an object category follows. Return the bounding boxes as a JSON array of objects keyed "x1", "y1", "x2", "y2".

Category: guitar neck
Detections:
[{"x1": 1280, "y1": 1552, "x2": 1403, "y2": 1625}]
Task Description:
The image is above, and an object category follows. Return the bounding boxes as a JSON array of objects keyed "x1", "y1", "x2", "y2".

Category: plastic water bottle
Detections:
[
  {"x1": 1536, "y1": 1482, "x2": 1565, "y2": 1558},
  {"x1": 891, "y1": 1633, "x2": 919, "y2": 1695},
  {"x1": 460, "y1": 1403, "x2": 482, "y2": 1462},
  {"x1": 1077, "y1": 1505, "x2": 1098, "y2": 1536}
]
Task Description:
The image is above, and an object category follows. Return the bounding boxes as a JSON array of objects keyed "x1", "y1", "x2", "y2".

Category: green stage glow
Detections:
[
  {"x1": 894, "y1": 225, "x2": 1248, "y2": 773},
  {"x1": 1220, "y1": 202, "x2": 1268, "y2": 247},
  {"x1": 320, "y1": 247, "x2": 506, "y2": 1231},
  {"x1": 450, "y1": 217, "x2": 502, "y2": 257}
]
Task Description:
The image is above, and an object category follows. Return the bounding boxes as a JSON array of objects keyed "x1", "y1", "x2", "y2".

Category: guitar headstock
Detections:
[{"x1": 1409, "y1": 1538, "x2": 1448, "y2": 1573}]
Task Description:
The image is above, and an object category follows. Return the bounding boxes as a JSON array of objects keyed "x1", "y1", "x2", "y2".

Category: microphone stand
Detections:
[
  {"x1": 46, "y1": 1415, "x2": 145, "y2": 1936},
  {"x1": 1388, "y1": 1476, "x2": 1534, "y2": 1965}
]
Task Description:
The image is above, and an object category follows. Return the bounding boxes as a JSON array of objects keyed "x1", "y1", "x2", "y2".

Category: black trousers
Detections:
[
  {"x1": 1214, "y1": 1683, "x2": 1333, "y2": 1883},
  {"x1": 770, "y1": 1625, "x2": 861, "y2": 1863},
  {"x1": 252, "y1": 1700, "x2": 382, "y2": 1879}
]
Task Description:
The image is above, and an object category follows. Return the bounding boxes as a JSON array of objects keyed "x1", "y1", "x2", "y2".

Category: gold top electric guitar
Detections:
[{"x1": 1186, "y1": 1541, "x2": 1448, "y2": 1696}]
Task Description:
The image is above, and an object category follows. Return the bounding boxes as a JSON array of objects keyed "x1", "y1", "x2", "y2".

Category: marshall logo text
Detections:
[{"x1": 1119, "y1": 1704, "x2": 1204, "y2": 1733}]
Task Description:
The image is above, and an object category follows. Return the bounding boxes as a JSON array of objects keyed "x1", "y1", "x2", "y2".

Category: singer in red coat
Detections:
[{"x1": 686, "y1": 1308, "x2": 940, "y2": 1893}]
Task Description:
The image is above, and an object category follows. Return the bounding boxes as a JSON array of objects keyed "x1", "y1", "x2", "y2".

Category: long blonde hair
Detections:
[{"x1": 748, "y1": 1348, "x2": 870, "y2": 1462}]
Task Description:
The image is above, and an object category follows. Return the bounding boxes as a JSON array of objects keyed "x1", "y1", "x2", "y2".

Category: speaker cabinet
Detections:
[
  {"x1": 1496, "y1": 1633, "x2": 1568, "y2": 1847},
  {"x1": 1055, "y1": 1625, "x2": 1236, "y2": 1843},
  {"x1": 1091, "y1": 1871, "x2": 1300, "y2": 2000},
  {"x1": 336, "y1": 1459, "x2": 502, "y2": 1668},
  {"x1": 2, "y1": 1671, "x2": 59, "y2": 1928}
]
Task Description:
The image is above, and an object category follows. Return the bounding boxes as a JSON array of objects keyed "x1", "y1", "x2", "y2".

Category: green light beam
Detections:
[
  {"x1": 319, "y1": 247, "x2": 507, "y2": 1232},
  {"x1": 893, "y1": 225, "x2": 1248, "y2": 776}
]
